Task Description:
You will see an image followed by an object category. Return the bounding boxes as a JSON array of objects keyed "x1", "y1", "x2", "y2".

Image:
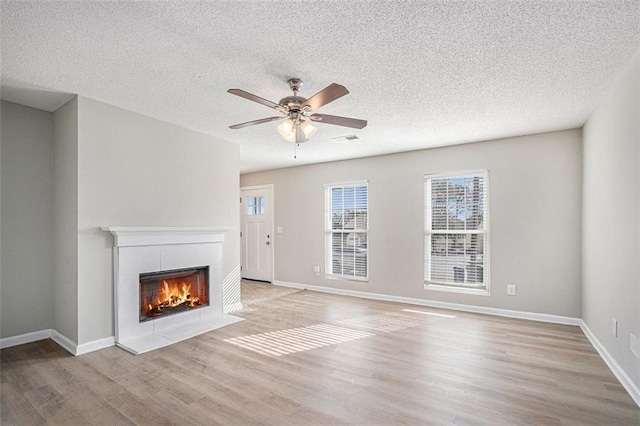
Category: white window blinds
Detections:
[
  {"x1": 325, "y1": 182, "x2": 368, "y2": 281},
  {"x1": 424, "y1": 171, "x2": 489, "y2": 293}
]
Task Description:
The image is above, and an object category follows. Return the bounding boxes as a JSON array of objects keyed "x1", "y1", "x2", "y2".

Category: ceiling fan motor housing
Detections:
[
  {"x1": 280, "y1": 78, "x2": 313, "y2": 113},
  {"x1": 279, "y1": 95, "x2": 307, "y2": 111}
]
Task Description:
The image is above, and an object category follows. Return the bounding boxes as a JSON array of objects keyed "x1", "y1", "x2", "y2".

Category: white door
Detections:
[{"x1": 241, "y1": 186, "x2": 273, "y2": 282}]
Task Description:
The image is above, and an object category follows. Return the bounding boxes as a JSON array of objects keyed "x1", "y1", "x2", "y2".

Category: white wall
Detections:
[
  {"x1": 52, "y1": 97, "x2": 79, "y2": 342},
  {"x1": 241, "y1": 130, "x2": 583, "y2": 318},
  {"x1": 75, "y1": 96, "x2": 240, "y2": 344},
  {"x1": 1, "y1": 101, "x2": 54, "y2": 338},
  {"x1": 583, "y1": 52, "x2": 640, "y2": 388}
]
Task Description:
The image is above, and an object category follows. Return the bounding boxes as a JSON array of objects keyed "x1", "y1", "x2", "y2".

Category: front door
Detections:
[{"x1": 240, "y1": 186, "x2": 273, "y2": 282}]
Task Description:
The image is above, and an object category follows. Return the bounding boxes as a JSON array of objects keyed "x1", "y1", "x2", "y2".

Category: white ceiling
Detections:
[{"x1": 2, "y1": 1, "x2": 639, "y2": 173}]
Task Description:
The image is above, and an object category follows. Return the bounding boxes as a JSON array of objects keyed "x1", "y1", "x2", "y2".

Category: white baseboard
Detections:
[
  {"x1": 76, "y1": 336, "x2": 116, "y2": 355},
  {"x1": 50, "y1": 329, "x2": 77, "y2": 355},
  {"x1": 1, "y1": 329, "x2": 115, "y2": 357},
  {"x1": 580, "y1": 320, "x2": 640, "y2": 407},
  {"x1": 0, "y1": 329, "x2": 51, "y2": 349},
  {"x1": 274, "y1": 280, "x2": 581, "y2": 326}
]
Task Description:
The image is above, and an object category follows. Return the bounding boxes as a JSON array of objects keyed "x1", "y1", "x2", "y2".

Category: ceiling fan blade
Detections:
[
  {"x1": 227, "y1": 88, "x2": 281, "y2": 110},
  {"x1": 229, "y1": 116, "x2": 284, "y2": 129},
  {"x1": 309, "y1": 113, "x2": 367, "y2": 129},
  {"x1": 300, "y1": 83, "x2": 349, "y2": 111}
]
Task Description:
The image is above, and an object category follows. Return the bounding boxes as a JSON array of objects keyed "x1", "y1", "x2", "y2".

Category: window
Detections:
[
  {"x1": 424, "y1": 171, "x2": 489, "y2": 295},
  {"x1": 325, "y1": 181, "x2": 368, "y2": 281},
  {"x1": 246, "y1": 196, "x2": 265, "y2": 215}
]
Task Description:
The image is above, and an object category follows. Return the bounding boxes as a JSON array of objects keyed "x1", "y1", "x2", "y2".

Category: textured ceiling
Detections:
[{"x1": 2, "y1": 1, "x2": 639, "y2": 173}]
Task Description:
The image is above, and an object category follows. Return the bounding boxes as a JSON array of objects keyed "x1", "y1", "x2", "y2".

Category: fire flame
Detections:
[{"x1": 146, "y1": 279, "x2": 201, "y2": 316}]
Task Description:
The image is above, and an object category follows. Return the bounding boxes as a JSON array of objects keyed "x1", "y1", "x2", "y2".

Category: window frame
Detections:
[
  {"x1": 424, "y1": 170, "x2": 490, "y2": 296},
  {"x1": 324, "y1": 180, "x2": 369, "y2": 282}
]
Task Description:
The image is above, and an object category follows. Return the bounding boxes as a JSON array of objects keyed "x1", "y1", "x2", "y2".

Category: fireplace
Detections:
[
  {"x1": 102, "y1": 227, "x2": 243, "y2": 355},
  {"x1": 139, "y1": 266, "x2": 209, "y2": 322}
]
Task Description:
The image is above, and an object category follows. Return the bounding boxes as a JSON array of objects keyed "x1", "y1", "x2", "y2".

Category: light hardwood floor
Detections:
[{"x1": 2, "y1": 282, "x2": 639, "y2": 425}]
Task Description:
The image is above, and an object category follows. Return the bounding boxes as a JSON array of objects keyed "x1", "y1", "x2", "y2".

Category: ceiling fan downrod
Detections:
[{"x1": 288, "y1": 78, "x2": 302, "y2": 96}]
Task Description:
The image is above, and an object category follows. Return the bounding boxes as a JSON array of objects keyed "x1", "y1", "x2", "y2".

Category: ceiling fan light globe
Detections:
[
  {"x1": 277, "y1": 119, "x2": 296, "y2": 141},
  {"x1": 279, "y1": 118, "x2": 295, "y2": 133},
  {"x1": 300, "y1": 120, "x2": 318, "y2": 139}
]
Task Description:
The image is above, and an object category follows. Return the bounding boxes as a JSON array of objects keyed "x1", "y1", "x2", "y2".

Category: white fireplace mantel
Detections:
[
  {"x1": 101, "y1": 226, "x2": 241, "y2": 354},
  {"x1": 101, "y1": 226, "x2": 232, "y2": 247}
]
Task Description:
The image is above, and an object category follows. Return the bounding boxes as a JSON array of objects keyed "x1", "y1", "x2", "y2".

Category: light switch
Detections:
[{"x1": 277, "y1": 226, "x2": 283, "y2": 234}]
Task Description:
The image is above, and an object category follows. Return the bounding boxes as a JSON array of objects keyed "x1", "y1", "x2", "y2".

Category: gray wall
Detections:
[
  {"x1": 2, "y1": 96, "x2": 240, "y2": 346},
  {"x1": 583, "y1": 52, "x2": 640, "y2": 388},
  {"x1": 52, "y1": 97, "x2": 79, "y2": 341},
  {"x1": 75, "y1": 96, "x2": 240, "y2": 344},
  {"x1": 1, "y1": 101, "x2": 54, "y2": 338},
  {"x1": 241, "y1": 130, "x2": 583, "y2": 318}
]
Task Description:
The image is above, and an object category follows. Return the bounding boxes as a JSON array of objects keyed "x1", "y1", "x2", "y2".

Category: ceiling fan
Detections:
[{"x1": 227, "y1": 78, "x2": 367, "y2": 144}]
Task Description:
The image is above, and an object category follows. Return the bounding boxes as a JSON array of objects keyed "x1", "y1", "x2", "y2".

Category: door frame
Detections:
[{"x1": 240, "y1": 184, "x2": 275, "y2": 283}]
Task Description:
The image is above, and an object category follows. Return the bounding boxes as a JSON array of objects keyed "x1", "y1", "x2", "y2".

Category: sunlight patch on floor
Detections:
[
  {"x1": 402, "y1": 308, "x2": 456, "y2": 318},
  {"x1": 223, "y1": 324, "x2": 374, "y2": 356}
]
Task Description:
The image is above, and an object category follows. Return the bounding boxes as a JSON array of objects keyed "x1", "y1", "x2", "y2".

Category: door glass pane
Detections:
[
  {"x1": 258, "y1": 196, "x2": 265, "y2": 215},
  {"x1": 247, "y1": 197, "x2": 255, "y2": 215}
]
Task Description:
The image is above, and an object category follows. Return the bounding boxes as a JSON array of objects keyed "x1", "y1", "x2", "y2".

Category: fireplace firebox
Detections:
[{"x1": 139, "y1": 266, "x2": 209, "y2": 322}]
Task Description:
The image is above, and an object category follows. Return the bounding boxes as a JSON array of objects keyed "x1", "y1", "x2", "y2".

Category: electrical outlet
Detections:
[
  {"x1": 507, "y1": 284, "x2": 516, "y2": 296},
  {"x1": 313, "y1": 265, "x2": 321, "y2": 276},
  {"x1": 631, "y1": 333, "x2": 639, "y2": 358},
  {"x1": 612, "y1": 318, "x2": 618, "y2": 337}
]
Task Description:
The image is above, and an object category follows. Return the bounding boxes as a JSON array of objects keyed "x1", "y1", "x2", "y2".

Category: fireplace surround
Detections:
[{"x1": 102, "y1": 227, "x2": 242, "y2": 354}]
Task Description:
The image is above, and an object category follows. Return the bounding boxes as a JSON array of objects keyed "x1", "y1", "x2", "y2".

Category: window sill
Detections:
[{"x1": 424, "y1": 282, "x2": 490, "y2": 296}]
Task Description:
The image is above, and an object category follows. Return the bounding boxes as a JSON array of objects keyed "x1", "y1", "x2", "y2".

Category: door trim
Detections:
[{"x1": 240, "y1": 184, "x2": 275, "y2": 283}]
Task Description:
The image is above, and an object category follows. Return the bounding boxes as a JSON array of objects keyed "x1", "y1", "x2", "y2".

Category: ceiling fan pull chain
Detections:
[{"x1": 294, "y1": 143, "x2": 299, "y2": 159}]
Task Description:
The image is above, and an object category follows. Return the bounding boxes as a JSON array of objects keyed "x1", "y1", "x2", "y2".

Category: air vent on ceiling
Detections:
[{"x1": 331, "y1": 135, "x2": 360, "y2": 143}]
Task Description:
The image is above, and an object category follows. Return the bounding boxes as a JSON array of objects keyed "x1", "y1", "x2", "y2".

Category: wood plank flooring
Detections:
[{"x1": 2, "y1": 283, "x2": 639, "y2": 425}]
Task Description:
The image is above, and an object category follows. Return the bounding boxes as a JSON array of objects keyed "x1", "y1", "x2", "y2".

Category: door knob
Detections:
[{"x1": 266, "y1": 241, "x2": 271, "y2": 245}]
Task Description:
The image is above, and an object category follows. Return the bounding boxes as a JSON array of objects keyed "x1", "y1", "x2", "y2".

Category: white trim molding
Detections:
[
  {"x1": 274, "y1": 280, "x2": 581, "y2": 326},
  {"x1": 1, "y1": 329, "x2": 116, "y2": 356},
  {"x1": 101, "y1": 226, "x2": 229, "y2": 247},
  {"x1": 50, "y1": 330, "x2": 78, "y2": 355},
  {"x1": 0, "y1": 329, "x2": 51, "y2": 349},
  {"x1": 76, "y1": 336, "x2": 116, "y2": 356},
  {"x1": 580, "y1": 320, "x2": 640, "y2": 407},
  {"x1": 50, "y1": 330, "x2": 116, "y2": 356},
  {"x1": 240, "y1": 184, "x2": 275, "y2": 191}
]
